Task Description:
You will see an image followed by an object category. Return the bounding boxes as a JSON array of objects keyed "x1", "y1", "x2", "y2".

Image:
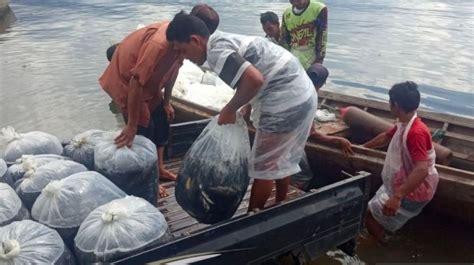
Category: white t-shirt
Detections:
[{"x1": 206, "y1": 30, "x2": 314, "y2": 113}]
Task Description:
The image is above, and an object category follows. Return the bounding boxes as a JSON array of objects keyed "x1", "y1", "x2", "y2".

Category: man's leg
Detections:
[
  {"x1": 365, "y1": 210, "x2": 386, "y2": 243},
  {"x1": 158, "y1": 146, "x2": 177, "y2": 181},
  {"x1": 275, "y1": 176, "x2": 290, "y2": 202},
  {"x1": 248, "y1": 179, "x2": 274, "y2": 211}
]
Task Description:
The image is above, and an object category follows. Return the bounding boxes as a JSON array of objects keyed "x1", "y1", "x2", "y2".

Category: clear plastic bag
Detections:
[
  {"x1": 63, "y1": 130, "x2": 105, "y2": 169},
  {"x1": 75, "y1": 196, "x2": 170, "y2": 263},
  {"x1": 15, "y1": 160, "x2": 87, "y2": 209},
  {"x1": 0, "y1": 127, "x2": 63, "y2": 163},
  {"x1": 31, "y1": 171, "x2": 126, "y2": 247},
  {"x1": 1, "y1": 154, "x2": 68, "y2": 187},
  {"x1": 94, "y1": 133, "x2": 158, "y2": 206},
  {"x1": 0, "y1": 183, "x2": 30, "y2": 226},
  {"x1": 290, "y1": 153, "x2": 314, "y2": 191},
  {"x1": 176, "y1": 116, "x2": 250, "y2": 224},
  {"x1": 0, "y1": 220, "x2": 76, "y2": 265},
  {"x1": 0, "y1": 159, "x2": 6, "y2": 180}
]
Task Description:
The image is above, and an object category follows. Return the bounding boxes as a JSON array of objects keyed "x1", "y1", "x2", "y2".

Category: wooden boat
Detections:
[{"x1": 169, "y1": 90, "x2": 474, "y2": 225}]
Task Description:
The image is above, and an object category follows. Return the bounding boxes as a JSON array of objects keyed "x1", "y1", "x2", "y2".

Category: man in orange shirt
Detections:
[
  {"x1": 101, "y1": 7, "x2": 220, "y2": 199},
  {"x1": 99, "y1": 22, "x2": 183, "y2": 198}
]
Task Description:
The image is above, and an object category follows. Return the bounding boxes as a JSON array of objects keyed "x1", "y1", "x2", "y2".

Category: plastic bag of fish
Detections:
[
  {"x1": 63, "y1": 129, "x2": 105, "y2": 169},
  {"x1": 0, "y1": 220, "x2": 76, "y2": 265},
  {"x1": 75, "y1": 196, "x2": 170, "y2": 263},
  {"x1": 0, "y1": 183, "x2": 30, "y2": 226},
  {"x1": 176, "y1": 116, "x2": 250, "y2": 224},
  {"x1": 1, "y1": 154, "x2": 69, "y2": 187},
  {"x1": 31, "y1": 171, "x2": 126, "y2": 247},
  {"x1": 0, "y1": 126, "x2": 62, "y2": 163},
  {"x1": 94, "y1": 133, "x2": 158, "y2": 206},
  {"x1": 15, "y1": 160, "x2": 87, "y2": 209}
]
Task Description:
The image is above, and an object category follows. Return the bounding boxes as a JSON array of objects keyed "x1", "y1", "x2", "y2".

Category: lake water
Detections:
[
  {"x1": 0, "y1": 0, "x2": 472, "y2": 139},
  {"x1": 0, "y1": 1, "x2": 473, "y2": 263}
]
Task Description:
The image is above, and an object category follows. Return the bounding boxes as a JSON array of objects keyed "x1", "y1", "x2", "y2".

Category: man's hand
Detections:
[
  {"x1": 218, "y1": 108, "x2": 237, "y2": 125},
  {"x1": 338, "y1": 138, "x2": 355, "y2": 157},
  {"x1": 240, "y1": 104, "x2": 252, "y2": 123},
  {"x1": 115, "y1": 125, "x2": 137, "y2": 148},
  {"x1": 383, "y1": 196, "x2": 401, "y2": 216},
  {"x1": 163, "y1": 103, "x2": 175, "y2": 122}
]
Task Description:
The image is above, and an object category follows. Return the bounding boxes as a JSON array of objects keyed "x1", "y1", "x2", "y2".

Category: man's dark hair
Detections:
[
  {"x1": 106, "y1": 43, "x2": 119, "y2": 62},
  {"x1": 389, "y1": 81, "x2": 421, "y2": 112},
  {"x1": 190, "y1": 4, "x2": 220, "y2": 34},
  {"x1": 307, "y1": 63, "x2": 329, "y2": 88},
  {"x1": 167, "y1": 11, "x2": 210, "y2": 42},
  {"x1": 260, "y1": 11, "x2": 279, "y2": 25}
]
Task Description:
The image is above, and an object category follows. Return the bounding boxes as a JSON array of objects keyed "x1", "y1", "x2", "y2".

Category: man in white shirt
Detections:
[{"x1": 166, "y1": 11, "x2": 318, "y2": 211}]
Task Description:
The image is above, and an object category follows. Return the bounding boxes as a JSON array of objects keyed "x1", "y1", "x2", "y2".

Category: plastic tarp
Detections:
[
  {"x1": 0, "y1": 127, "x2": 63, "y2": 163},
  {"x1": 2, "y1": 154, "x2": 68, "y2": 187},
  {"x1": 75, "y1": 196, "x2": 170, "y2": 263},
  {"x1": 176, "y1": 116, "x2": 250, "y2": 224},
  {"x1": 95, "y1": 133, "x2": 158, "y2": 206},
  {"x1": 31, "y1": 171, "x2": 126, "y2": 247},
  {"x1": 0, "y1": 220, "x2": 76, "y2": 265},
  {"x1": 15, "y1": 160, "x2": 87, "y2": 209},
  {"x1": 0, "y1": 183, "x2": 30, "y2": 226},
  {"x1": 63, "y1": 129, "x2": 105, "y2": 169}
]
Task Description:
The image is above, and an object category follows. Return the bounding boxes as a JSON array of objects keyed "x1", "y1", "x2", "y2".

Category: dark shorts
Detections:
[{"x1": 125, "y1": 104, "x2": 170, "y2": 147}]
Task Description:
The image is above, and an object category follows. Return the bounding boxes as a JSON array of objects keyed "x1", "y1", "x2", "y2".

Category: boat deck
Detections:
[{"x1": 158, "y1": 158, "x2": 305, "y2": 238}]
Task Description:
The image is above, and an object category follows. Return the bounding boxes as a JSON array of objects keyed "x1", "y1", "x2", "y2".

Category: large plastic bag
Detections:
[
  {"x1": 0, "y1": 220, "x2": 76, "y2": 265},
  {"x1": 63, "y1": 129, "x2": 105, "y2": 169},
  {"x1": 290, "y1": 153, "x2": 314, "y2": 191},
  {"x1": 0, "y1": 127, "x2": 63, "y2": 163},
  {"x1": 95, "y1": 133, "x2": 158, "y2": 206},
  {"x1": 176, "y1": 116, "x2": 250, "y2": 224},
  {"x1": 75, "y1": 196, "x2": 170, "y2": 263},
  {"x1": 15, "y1": 160, "x2": 87, "y2": 209},
  {"x1": 0, "y1": 159, "x2": 6, "y2": 180},
  {"x1": 0, "y1": 183, "x2": 30, "y2": 226},
  {"x1": 1, "y1": 154, "x2": 68, "y2": 187},
  {"x1": 31, "y1": 171, "x2": 126, "y2": 247}
]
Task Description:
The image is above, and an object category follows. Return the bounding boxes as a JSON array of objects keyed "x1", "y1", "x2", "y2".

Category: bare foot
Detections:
[
  {"x1": 365, "y1": 212, "x2": 387, "y2": 244},
  {"x1": 159, "y1": 185, "x2": 169, "y2": 198},
  {"x1": 159, "y1": 167, "x2": 177, "y2": 181}
]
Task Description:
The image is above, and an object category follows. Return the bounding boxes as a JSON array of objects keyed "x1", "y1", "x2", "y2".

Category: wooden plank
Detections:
[{"x1": 319, "y1": 90, "x2": 474, "y2": 129}]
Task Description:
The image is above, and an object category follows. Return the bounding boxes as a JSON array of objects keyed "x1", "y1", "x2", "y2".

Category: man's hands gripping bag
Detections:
[
  {"x1": 0, "y1": 220, "x2": 76, "y2": 265},
  {"x1": 0, "y1": 183, "x2": 30, "y2": 226},
  {"x1": 94, "y1": 133, "x2": 158, "y2": 206},
  {"x1": 176, "y1": 116, "x2": 251, "y2": 224},
  {"x1": 63, "y1": 130, "x2": 105, "y2": 169},
  {"x1": 1, "y1": 155, "x2": 69, "y2": 187},
  {"x1": 15, "y1": 160, "x2": 87, "y2": 209},
  {"x1": 0, "y1": 127, "x2": 63, "y2": 163},
  {"x1": 31, "y1": 171, "x2": 127, "y2": 248},
  {"x1": 74, "y1": 196, "x2": 170, "y2": 264}
]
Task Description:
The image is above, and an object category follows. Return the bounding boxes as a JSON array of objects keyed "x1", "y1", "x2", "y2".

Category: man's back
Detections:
[{"x1": 206, "y1": 31, "x2": 315, "y2": 112}]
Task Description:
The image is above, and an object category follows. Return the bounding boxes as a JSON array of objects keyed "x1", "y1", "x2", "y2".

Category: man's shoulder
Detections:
[
  {"x1": 309, "y1": 0, "x2": 326, "y2": 9},
  {"x1": 408, "y1": 118, "x2": 431, "y2": 138}
]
